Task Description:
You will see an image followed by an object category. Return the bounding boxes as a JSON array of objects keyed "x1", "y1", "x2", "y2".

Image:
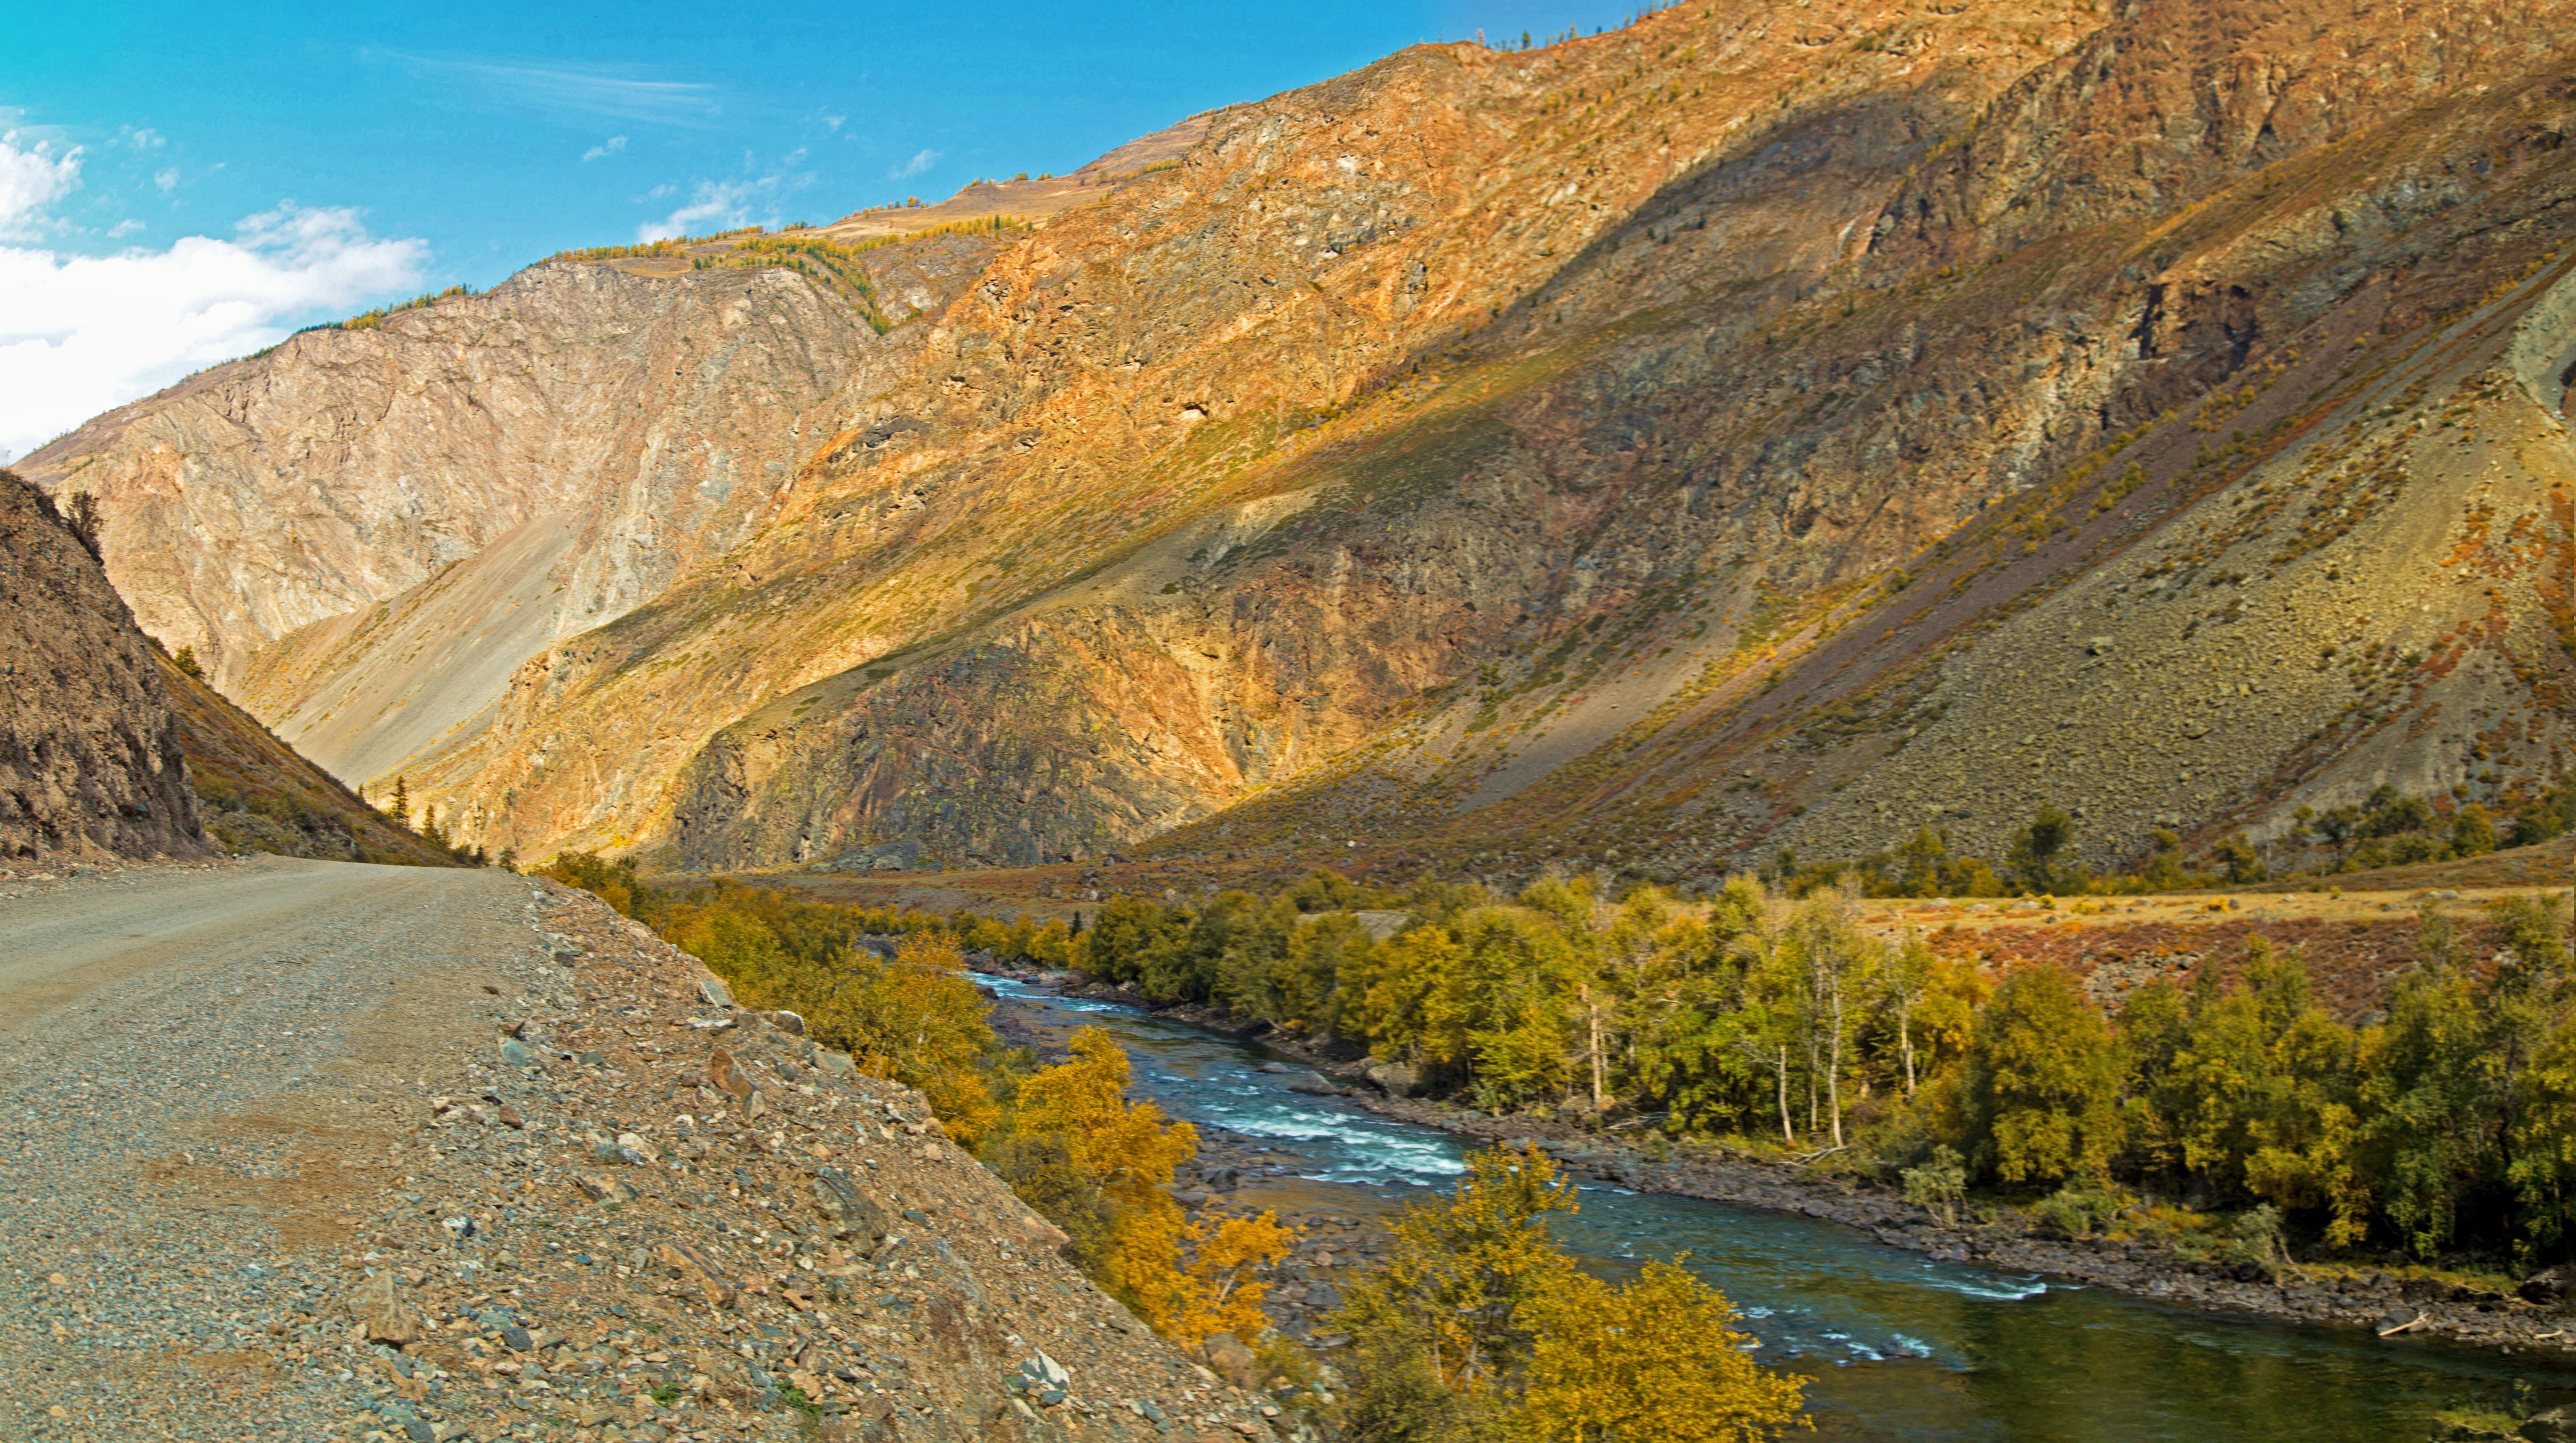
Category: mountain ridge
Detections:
[{"x1": 27, "y1": 0, "x2": 2576, "y2": 887}]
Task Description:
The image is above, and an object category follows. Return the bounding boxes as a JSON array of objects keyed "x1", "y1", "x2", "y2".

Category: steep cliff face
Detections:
[
  {"x1": 15, "y1": 245, "x2": 977, "y2": 788},
  {"x1": 0, "y1": 471, "x2": 208, "y2": 861},
  {"x1": 36, "y1": 0, "x2": 2576, "y2": 880}
]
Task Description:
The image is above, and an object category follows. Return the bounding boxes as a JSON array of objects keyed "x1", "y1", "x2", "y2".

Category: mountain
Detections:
[
  {"x1": 154, "y1": 647, "x2": 468, "y2": 865},
  {"x1": 28, "y1": 0, "x2": 2576, "y2": 884},
  {"x1": 0, "y1": 470, "x2": 207, "y2": 860}
]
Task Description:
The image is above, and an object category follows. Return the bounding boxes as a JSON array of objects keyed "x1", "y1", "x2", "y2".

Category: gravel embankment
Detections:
[{"x1": 0, "y1": 857, "x2": 1281, "y2": 1443}]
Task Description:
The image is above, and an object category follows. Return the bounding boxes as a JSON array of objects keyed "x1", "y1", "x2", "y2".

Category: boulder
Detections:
[
  {"x1": 1364, "y1": 1062, "x2": 1421, "y2": 1098},
  {"x1": 345, "y1": 1271, "x2": 423, "y2": 1346},
  {"x1": 2518, "y1": 1267, "x2": 2573, "y2": 1309},
  {"x1": 813, "y1": 1166, "x2": 891, "y2": 1245},
  {"x1": 2521, "y1": 1407, "x2": 2576, "y2": 1443},
  {"x1": 1285, "y1": 1071, "x2": 1339, "y2": 1096},
  {"x1": 696, "y1": 976, "x2": 736, "y2": 1009},
  {"x1": 1200, "y1": 1331, "x2": 1263, "y2": 1390}
]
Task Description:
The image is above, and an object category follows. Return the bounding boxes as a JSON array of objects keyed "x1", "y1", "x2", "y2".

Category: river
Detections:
[{"x1": 979, "y1": 971, "x2": 2576, "y2": 1442}]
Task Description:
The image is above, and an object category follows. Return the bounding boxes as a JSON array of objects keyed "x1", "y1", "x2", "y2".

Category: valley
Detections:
[{"x1": 7, "y1": 2, "x2": 2576, "y2": 1440}]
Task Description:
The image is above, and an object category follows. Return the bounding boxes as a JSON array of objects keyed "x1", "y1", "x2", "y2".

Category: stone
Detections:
[
  {"x1": 2519, "y1": 1267, "x2": 2573, "y2": 1309},
  {"x1": 345, "y1": 1271, "x2": 423, "y2": 1346},
  {"x1": 814, "y1": 1166, "x2": 892, "y2": 1244},
  {"x1": 698, "y1": 977, "x2": 736, "y2": 1010},
  {"x1": 1285, "y1": 1071, "x2": 1338, "y2": 1095},
  {"x1": 499, "y1": 1038, "x2": 533, "y2": 1068},
  {"x1": 573, "y1": 1171, "x2": 638, "y2": 1204},
  {"x1": 1200, "y1": 1332, "x2": 1263, "y2": 1390},
  {"x1": 1363, "y1": 1062, "x2": 1421, "y2": 1098},
  {"x1": 758, "y1": 1009, "x2": 807, "y2": 1036}
]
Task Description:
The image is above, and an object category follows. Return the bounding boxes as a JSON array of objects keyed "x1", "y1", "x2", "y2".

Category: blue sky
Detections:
[{"x1": 0, "y1": 1, "x2": 1638, "y2": 460}]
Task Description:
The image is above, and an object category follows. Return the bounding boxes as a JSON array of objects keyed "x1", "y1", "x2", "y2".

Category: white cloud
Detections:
[
  {"x1": 121, "y1": 127, "x2": 165, "y2": 150},
  {"x1": 637, "y1": 153, "x2": 815, "y2": 242},
  {"x1": 638, "y1": 176, "x2": 776, "y2": 241},
  {"x1": 154, "y1": 167, "x2": 180, "y2": 193},
  {"x1": 583, "y1": 135, "x2": 628, "y2": 162},
  {"x1": 106, "y1": 219, "x2": 142, "y2": 239},
  {"x1": 0, "y1": 132, "x2": 82, "y2": 238},
  {"x1": 0, "y1": 161, "x2": 428, "y2": 462},
  {"x1": 890, "y1": 149, "x2": 940, "y2": 180}
]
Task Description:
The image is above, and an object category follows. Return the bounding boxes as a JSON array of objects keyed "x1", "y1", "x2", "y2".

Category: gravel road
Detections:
[
  {"x1": 0, "y1": 855, "x2": 548, "y2": 1441},
  {"x1": 0, "y1": 856, "x2": 1264, "y2": 1443}
]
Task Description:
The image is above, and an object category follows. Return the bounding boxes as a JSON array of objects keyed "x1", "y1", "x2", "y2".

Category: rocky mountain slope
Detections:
[
  {"x1": 0, "y1": 470, "x2": 208, "y2": 861},
  {"x1": 155, "y1": 649, "x2": 464, "y2": 866},
  {"x1": 31, "y1": 0, "x2": 2576, "y2": 883}
]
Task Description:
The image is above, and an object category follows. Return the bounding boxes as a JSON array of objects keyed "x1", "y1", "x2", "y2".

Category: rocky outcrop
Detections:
[{"x1": 0, "y1": 470, "x2": 208, "y2": 861}]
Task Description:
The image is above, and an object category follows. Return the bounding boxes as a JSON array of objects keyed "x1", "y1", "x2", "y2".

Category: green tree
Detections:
[
  {"x1": 1964, "y1": 966, "x2": 2124, "y2": 1185},
  {"x1": 2452, "y1": 803, "x2": 2498, "y2": 858},
  {"x1": 2006, "y1": 805, "x2": 2076, "y2": 892}
]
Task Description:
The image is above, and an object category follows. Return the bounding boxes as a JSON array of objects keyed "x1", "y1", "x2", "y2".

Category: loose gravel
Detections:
[{"x1": 0, "y1": 857, "x2": 1278, "y2": 1443}]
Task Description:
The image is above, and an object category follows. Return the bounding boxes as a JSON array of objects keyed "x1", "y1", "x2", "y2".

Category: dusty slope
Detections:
[
  {"x1": 0, "y1": 470, "x2": 207, "y2": 862},
  {"x1": 0, "y1": 858, "x2": 1270, "y2": 1443}
]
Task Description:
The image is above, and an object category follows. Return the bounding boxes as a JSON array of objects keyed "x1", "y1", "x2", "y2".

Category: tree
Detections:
[
  {"x1": 1876, "y1": 930, "x2": 1936, "y2": 1095},
  {"x1": 1010, "y1": 1027, "x2": 1202, "y2": 1328},
  {"x1": 388, "y1": 775, "x2": 411, "y2": 830},
  {"x1": 1964, "y1": 966, "x2": 2124, "y2": 1185},
  {"x1": 1513, "y1": 1259, "x2": 1809, "y2": 1443},
  {"x1": 2453, "y1": 803, "x2": 2498, "y2": 858},
  {"x1": 1330, "y1": 1145, "x2": 1582, "y2": 1404},
  {"x1": 1166, "y1": 1209, "x2": 1297, "y2": 1348},
  {"x1": 172, "y1": 645, "x2": 204, "y2": 680},
  {"x1": 2007, "y1": 805, "x2": 2076, "y2": 892},
  {"x1": 1787, "y1": 887, "x2": 1878, "y2": 1148}
]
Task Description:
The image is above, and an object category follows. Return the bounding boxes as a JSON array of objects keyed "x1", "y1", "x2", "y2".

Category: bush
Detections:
[{"x1": 1901, "y1": 1144, "x2": 1968, "y2": 1225}]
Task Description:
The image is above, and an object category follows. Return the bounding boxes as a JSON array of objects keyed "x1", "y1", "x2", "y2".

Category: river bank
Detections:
[{"x1": 986, "y1": 964, "x2": 2576, "y2": 1360}]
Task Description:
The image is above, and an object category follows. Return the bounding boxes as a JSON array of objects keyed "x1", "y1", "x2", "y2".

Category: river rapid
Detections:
[{"x1": 979, "y1": 972, "x2": 2576, "y2": 1442}]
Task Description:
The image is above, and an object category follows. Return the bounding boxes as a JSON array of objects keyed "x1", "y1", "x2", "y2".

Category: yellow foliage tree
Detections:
[
  {"x1": 1333, "y1": 1144, "x2": 1583, "y2": 1399},
  {"x1": 1167, "y1": 1209, "x2": 1297, "y2": 1348},
  {"x1": 1514, "y1": 1259, "x2": 1809, "y2": 1443},
  {"x1": 1011, "y1": 1027, "x2": 1202, "y2": 1328}
]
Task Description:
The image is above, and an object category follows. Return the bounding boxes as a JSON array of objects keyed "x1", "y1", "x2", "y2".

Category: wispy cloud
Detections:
[
  {"x1": 583, "y1": 135, "x2": 628, "y2": 162},
  {"x1": 153, "y1": 167, "x2": 180, "y2": 193},
  {"x1": 375, "y1": 51, "x2": 719, "y2": 125},
  {"x1": 0, "y1": 133, "x2": 428, "y2": 462},
  {"x1": 890, "y1": 148, "x2": 940, "y2": 180},
  {"x1": 637, "y1": 150, "x2": 814, "y2": 242}
]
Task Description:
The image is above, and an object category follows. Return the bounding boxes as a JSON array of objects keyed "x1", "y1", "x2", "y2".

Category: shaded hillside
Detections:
[
  {"x1": 34, "y1": 0, "x2": 2576, "y2": 886},
  {"x1": 0, "y1": 470, "x2": 208, "y2": 861},
  {"x1": 153, "y1": 650, "x2": 465, "y2": 866}
]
